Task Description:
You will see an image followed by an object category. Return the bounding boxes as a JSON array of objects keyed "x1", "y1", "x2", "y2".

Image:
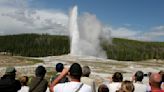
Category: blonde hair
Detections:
[{"x1": 117, "y1": 80, "x2": 134, "y2": 92}]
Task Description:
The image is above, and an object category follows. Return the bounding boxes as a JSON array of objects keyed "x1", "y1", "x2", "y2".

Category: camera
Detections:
[{"x1": 144, "y1": 72, "x2": 151, "y2": 77}]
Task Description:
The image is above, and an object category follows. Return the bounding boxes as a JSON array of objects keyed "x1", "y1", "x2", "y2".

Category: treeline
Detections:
[
  {"x1": 0, "y1": 34, "x2": 164, "y2": 61},
  {"x1": 0, "y1": 34, "x2": 70, "y2": 57},
  {"x1": 103, "y1": 38, "x2": 164, "y2": 61}
]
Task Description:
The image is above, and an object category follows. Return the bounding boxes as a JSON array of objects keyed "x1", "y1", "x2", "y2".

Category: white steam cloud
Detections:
[{"x1": 69, "y1": 6, "x2": 110, "y2": 58}]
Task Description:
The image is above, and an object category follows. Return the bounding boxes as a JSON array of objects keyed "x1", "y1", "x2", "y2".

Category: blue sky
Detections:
[
  {"x1": 29, "y1": 0, "x2": 164, "y2": 28},
  {"x1": 0, "y1": 0, "x2": 164, "y2": 41}
]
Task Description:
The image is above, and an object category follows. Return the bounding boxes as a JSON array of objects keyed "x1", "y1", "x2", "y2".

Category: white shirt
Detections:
[
  {"x1": 18, "y1": 86, "x2": 29, "y2": 92},
  {"x1": 161, "y1": 82, "x2": 164, "y2": 90},
  {"x1": 46, "y1": 87, "x2": 50, "y2": 92},
  {"x1": 107, "y1": 82, "x2": 121, "y2": 92},
  {"x1": 133, "y1": 82, "x2": 148, "y2": 92},
  {"x1": 53, "y1": 82, "x2": 92, "y2": 92}
]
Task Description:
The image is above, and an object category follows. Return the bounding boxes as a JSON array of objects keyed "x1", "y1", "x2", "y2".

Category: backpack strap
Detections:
[{"x1": 75, "y1": 83, "x2": 83, "y2": 92}]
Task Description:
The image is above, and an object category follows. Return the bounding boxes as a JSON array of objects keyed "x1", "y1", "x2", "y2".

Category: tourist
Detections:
[
  {"x1": 116, "y1": 80, "x2": 134, "y2": 92},
  {"x1": 50, "y1": 63, "x2": 68, "y2": 83},
  {"x1": 53, "y1": 63, "x2": 92, "y2": 92},
  {"x1": 132, "y1": 71, "x2": 148, "y2": 92},
  {"x1": 98, "y1": 84, "x2": 109, "y2": 92},
  {"x1": 0, "y1": 66, "x2": 21, "y2": 92},
  {"x1": 159, "y1": 70, "x2": 164, "y2": 90},
  {"x1": 149, "y1": 72, "x2": 163, "y2": 92},
  {"x1": 29, "y1": 65, "x2": 48, "y2": 92},
  {"x1": 18, "y1": 76, "x2": 29, "y2": 92},
  {"x1": 81, "y1": 66, "x2": 96, "y2": 92},
  {"x1": 107, "y1": 72, "x2": 123, "y2": 92}
]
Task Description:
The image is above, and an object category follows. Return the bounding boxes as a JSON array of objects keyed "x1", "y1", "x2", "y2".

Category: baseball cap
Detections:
[{"x1": 5, "y1": 66, "x2": 16, "y2": 74}]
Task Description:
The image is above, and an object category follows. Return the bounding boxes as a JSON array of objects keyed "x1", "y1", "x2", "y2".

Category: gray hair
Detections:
[{"x1": 82, "y1": 66, "x2": 91, "y2": 77}]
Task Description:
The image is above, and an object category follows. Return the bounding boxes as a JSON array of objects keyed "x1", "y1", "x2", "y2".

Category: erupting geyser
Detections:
[
  {"x1": 69, "y1": 6, "x2": 79, "y2": 56},
  {"x1": 69, "y1": 6, "x2": 108, "y2": 58}
]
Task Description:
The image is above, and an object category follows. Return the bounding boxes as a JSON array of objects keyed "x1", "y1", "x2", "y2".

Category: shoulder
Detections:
[
  {"x1": 133, "y1": 83, "x2": 147, "y2": 87},
  {"x1": 81, "y1": 77, "x2": 95, "y2": 85},
  {"x1": 82, "y1": 77, "x2": 94, "y2": 81},
  {"x1": 18, "y1": 86, "x2": 29, "y2": 92},
  {"x1": 108, "y1": 82, "x2": 121, "y2": 88},
  {"x1": 43, "y1": 79, "x2": 48, "y2": 83},
  {"x1": 15, "y1": 80, "x2": 21, "y2": 87},
  {"x1": 53, "y1": 83, "x2": 66, "y2": 91},
  {"x1": 109, "y1": 82, "x2": 121, "y2": 86},
  {"x1": 83, "y1": 83, "x2": 92, "y2": 88},
  {"x1": 30, "y1": 77, "x2": 39, "y2": 82},
  {"x1": 81, "y1": 83, "x2": 92, "y2": 92},
  {"x1": 40, "y1": 79, "x2": 48, "y2": 86}
]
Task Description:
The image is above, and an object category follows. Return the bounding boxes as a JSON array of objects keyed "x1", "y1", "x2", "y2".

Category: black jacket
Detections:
[{"x1": 0, "y1": 75, "x2": 21, "y2": 92}]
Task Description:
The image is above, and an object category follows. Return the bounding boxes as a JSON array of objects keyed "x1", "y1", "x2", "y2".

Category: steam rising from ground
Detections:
[{"x1": 69, "y1": 6, "x2": 111, "y2": 58}]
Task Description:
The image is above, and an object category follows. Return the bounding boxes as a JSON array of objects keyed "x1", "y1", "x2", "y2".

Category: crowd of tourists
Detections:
[{"x1": 0, "y1": 62, "x2": 163, "y2": 92}]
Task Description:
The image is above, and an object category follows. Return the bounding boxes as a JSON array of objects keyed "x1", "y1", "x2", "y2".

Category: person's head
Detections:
[
  {"x1": 5, "y1": 66, "x2": 17, "y2": 78},
  {"x1": 98, "y1": 84, "x2": 109, "y2": 92},
  {"x1": 19, "y1": 76, "x2": 28, "y2": 86},
  {"x1": 56, "y1": 63, "x2": 64, "y2": 72},
  {"x1": 69, "y1": 63, "x2": 82, "y2": 80},
  {"x1": 35, "y1": 65, "x2": 46, "y2": 78},
  {"x1": 82, "y1": 66, "x2": 91, "y2": 77},
  {"x1": 112, "y1": 72, "x2": 123, "y2": 82},
  {"x1": 134, "y1": 71, "x2": 144, "y2": 82},
  {"x1": 159, "y1": 70, "x2": 164, "y2": 74},
  {"x1": 118, "y1": 80, "x2": 134, "y2": 92},
  {"x1": 149, "y1": 73, "x2": 162, "y2": 89},
  {"x1": 159, "y1": 70, "x2": 164, "y2": 82}
]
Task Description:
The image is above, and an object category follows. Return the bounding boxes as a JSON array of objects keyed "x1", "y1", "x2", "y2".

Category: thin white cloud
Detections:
[
  {"x1": 110, "y1": 27, "x2": 139, "y2": 38},
  {"x1": 150, "y1": 26, "x2": 164, "y2": 36},
  {"x1": 136, "y1": 25, "x2": 164, "y2": 41},
  {"x1": 105, "y1": 26, "x2": 143, "y2": 40},
  {"x1": 105, "y1": 25, "x2": 164, "y2": 41}
]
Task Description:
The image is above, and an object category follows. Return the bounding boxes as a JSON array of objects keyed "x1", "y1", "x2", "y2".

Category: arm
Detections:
[{"x1": 50, "y1": 68, "x2": 69, "y2": 92}]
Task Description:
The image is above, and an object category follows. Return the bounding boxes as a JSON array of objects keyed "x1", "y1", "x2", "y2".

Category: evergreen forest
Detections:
[{"x1": 0, "y1": 34, "x2": 164, "y2": 61}]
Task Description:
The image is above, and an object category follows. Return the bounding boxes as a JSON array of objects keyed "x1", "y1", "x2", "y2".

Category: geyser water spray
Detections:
[{"x1": 69, "y1": 6, "x2": 108, "y2": 58}]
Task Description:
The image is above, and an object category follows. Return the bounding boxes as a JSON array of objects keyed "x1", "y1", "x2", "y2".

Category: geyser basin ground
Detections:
[
  {"x1": 41, "y1": 55, "x2": 164, "y2": 84},
  {"x1": 0, "y1": 55, "x2": 164, "y2": 85}
]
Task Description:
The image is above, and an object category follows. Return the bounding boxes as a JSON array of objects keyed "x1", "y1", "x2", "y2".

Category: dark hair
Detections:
[
  {"x1": 56, "y1": 63, "x2": 64, "y2": 72},
  {"x1": 135, "y1": 71, "x2": 144, "y2": 82},
  {"x1": 82, "y1": 66, "x2": 91, "y2": 77},
  {"x1": 69, "y1": 63, "x2": 82, "y2": 80},
  {"x1": 112, "y1": 72, "x2": 123, "y2": 82},
  {"x1": 35, "y1": 65, "x2": 46, "y2": 78},
  {"x1": 98, "y1": 84, "x2": 109, "y2": 92}
]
